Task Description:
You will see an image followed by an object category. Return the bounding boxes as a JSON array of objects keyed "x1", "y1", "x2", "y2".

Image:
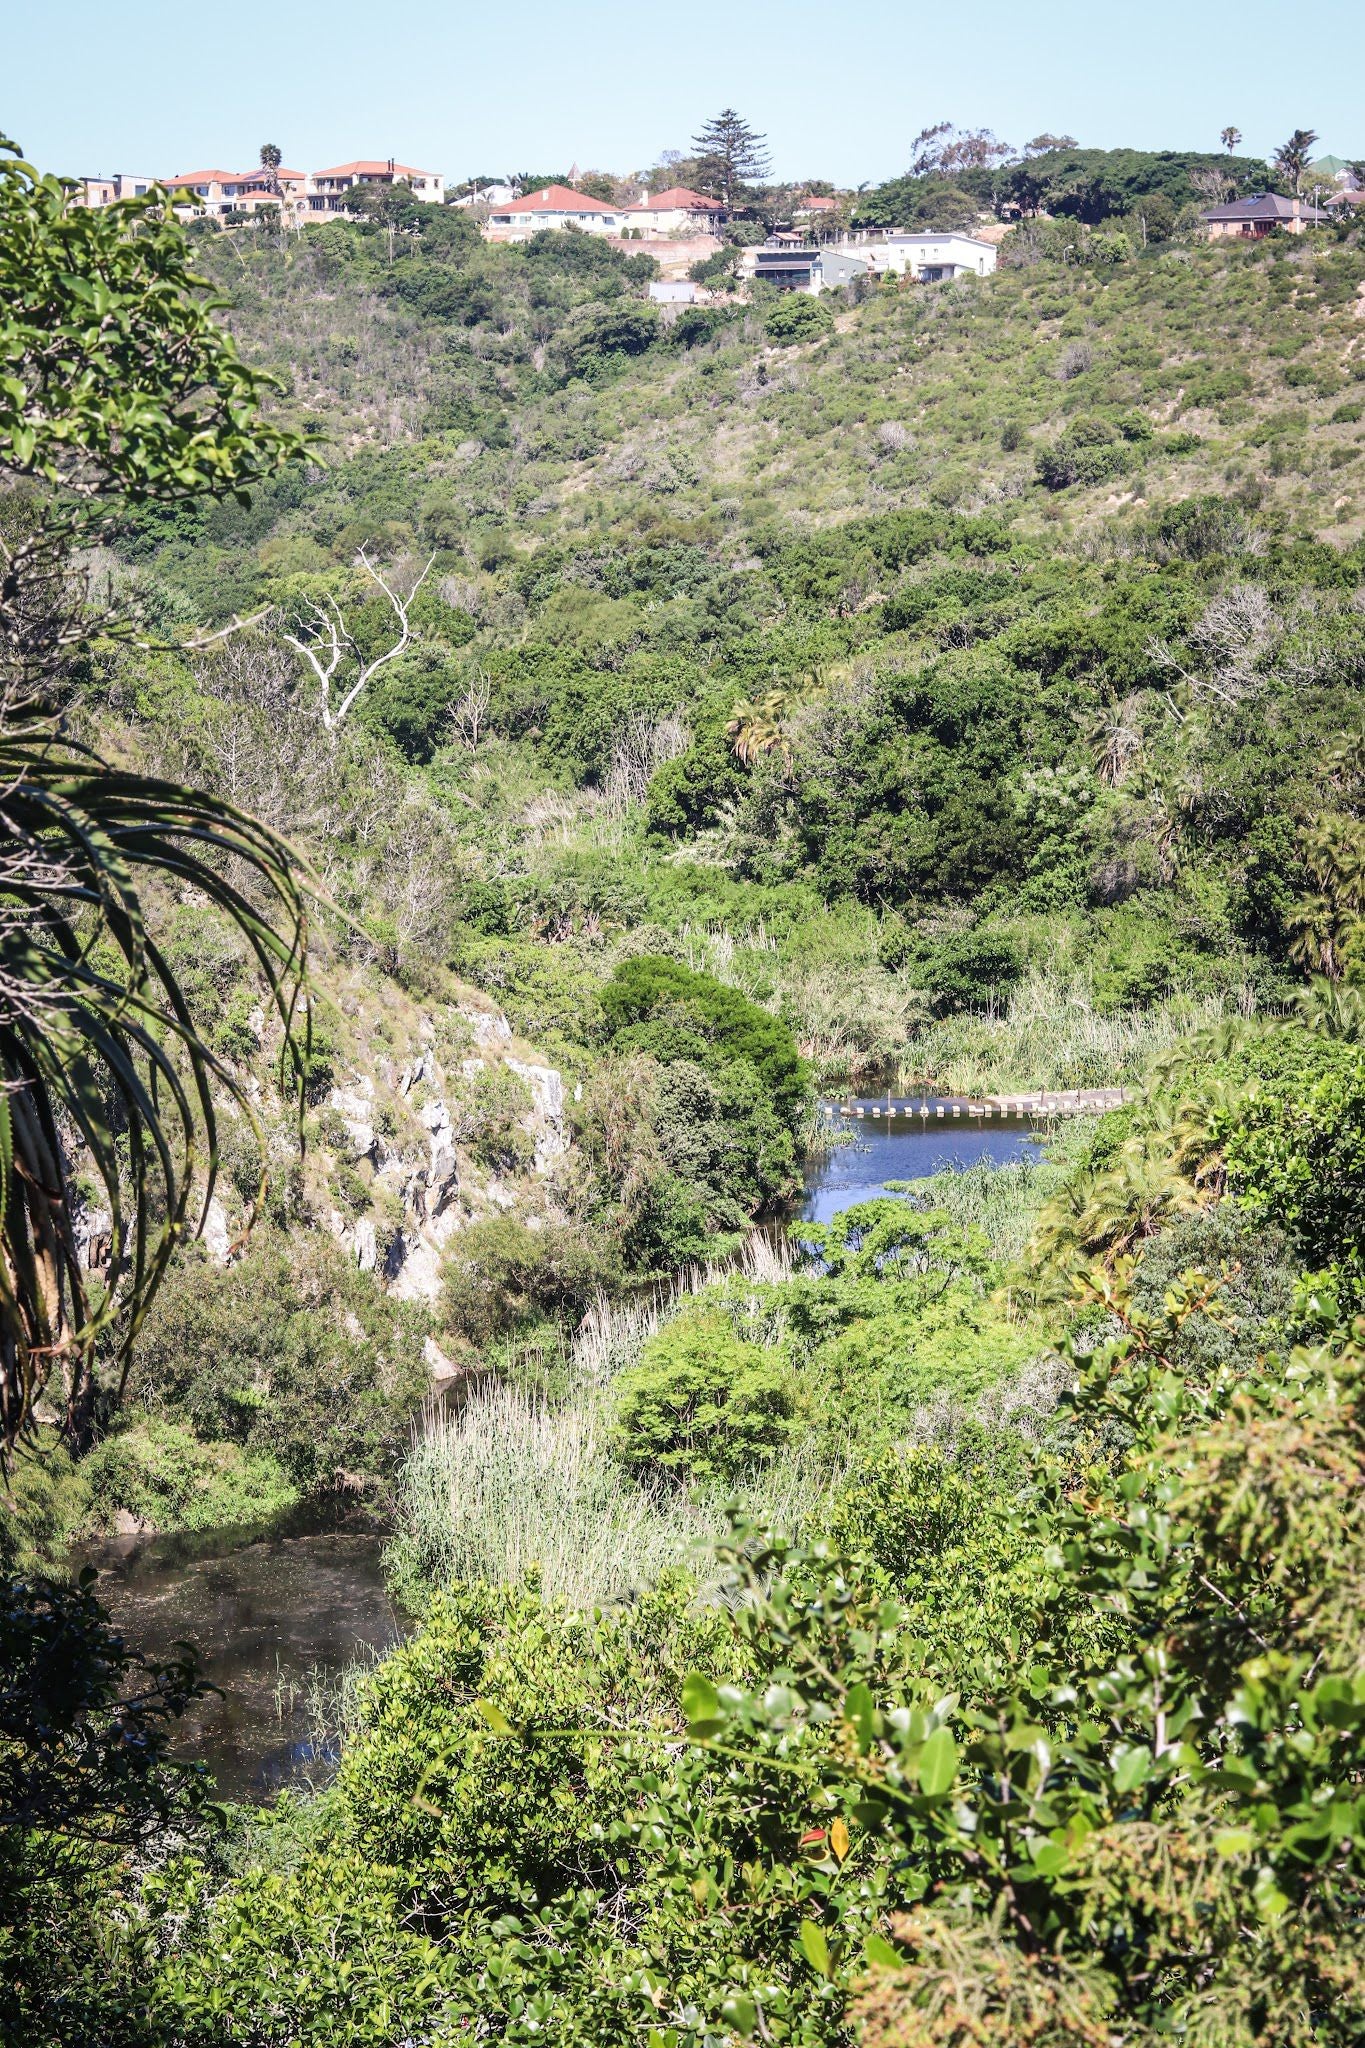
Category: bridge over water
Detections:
[{"x1": 822, "y1": 1089, "x2": 1127, "y2": 1120}]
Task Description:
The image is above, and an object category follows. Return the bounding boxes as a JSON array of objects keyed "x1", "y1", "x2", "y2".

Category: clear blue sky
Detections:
[{"x1": 7, "y1": 0, "x2": 1364, "y2": 188}]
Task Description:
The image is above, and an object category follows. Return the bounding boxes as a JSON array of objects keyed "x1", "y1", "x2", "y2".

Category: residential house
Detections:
[
  {"x1": 308, "y1": 159, "x2": 444, "y2": 206},
  {"x1": 485, "y1": 184, "x2": 629, "y2": 238},
  {"x1": 74, "y1": 172, "x2": 159, "y2": 205},
  {"x1": 451, "y1": 180, "x2": 522, "y2": 209},
  {"x1": 833, "y1": 231, "x2": 997, "y2": 279},
  {"x1": 793, "y1": 193, "x2": 840, "y2": 225},
  {"x1": 167, "y1": 168, "x2": 308, "y2": 215},
  {"x1": 620, "y1": 185, "x2": 724, "y2": 236},
  {"x1": 1198, "y1": 193, "x2": 1327, "y2": 238},
  {"x1": 748, "y1": 242, "x2": 870, "y2": 294}
]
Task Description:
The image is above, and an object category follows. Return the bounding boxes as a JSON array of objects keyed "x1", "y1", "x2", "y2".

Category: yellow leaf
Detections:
[{"x1": 831, "y1": 1816, "x2": 851, "y2": 1863}]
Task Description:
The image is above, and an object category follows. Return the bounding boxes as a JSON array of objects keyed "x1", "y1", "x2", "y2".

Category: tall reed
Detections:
[{"x1": 389, "y1": 1383, "x2": 710, "y2": 1610}]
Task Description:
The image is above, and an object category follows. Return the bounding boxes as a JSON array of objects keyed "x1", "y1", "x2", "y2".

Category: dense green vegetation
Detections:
[{"x1": 4, "y1": 135, "x2": 1365, "y2": 2048}]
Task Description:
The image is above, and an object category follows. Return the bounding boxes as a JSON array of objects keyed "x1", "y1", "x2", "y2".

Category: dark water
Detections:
[
  {"x1": 801, "y1": 1103, "x2": 1045, "y2": 1223},
  {"x1": 74, "y1": 1103, "x2": 1042, "y2": 1801},
  {"x1": 75, "y1": 1512, "x2": 402, "y2": 1802}
]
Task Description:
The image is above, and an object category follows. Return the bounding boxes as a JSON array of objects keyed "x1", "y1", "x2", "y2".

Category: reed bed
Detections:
[
  {"x1": 898, "y1": 973, "x2": 1247, "y2": 1097},
  {"x1": 390, "y1": 1382, "x2": 712, "y2": 1610}
]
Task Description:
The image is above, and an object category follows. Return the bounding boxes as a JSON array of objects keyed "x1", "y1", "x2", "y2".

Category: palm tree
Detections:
[
  {"x1": 1273, "y1": 128, "x2": 1319, "y2": 195},
  {"x1": 0, "y1": 138, "x2": 309, "y2": 1455},
  {"x1": 258, "y1": 142, "x2": 284, "y2": 197},
  {"x1": 1221, "y1": 126, "x2": 1242, "y2": 154},
  {"x1": 1, "y1": 712, "x2": 308, "y2": 1453},
  {"x1": 726, "y1": 691, "x2": 792, "y2": 769},
  {"x1": 1287, "y1": 815, "x2": 1365, "y2": 981}
]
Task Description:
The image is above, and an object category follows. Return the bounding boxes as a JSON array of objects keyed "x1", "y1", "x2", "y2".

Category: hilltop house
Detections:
[
  {"x1": 484, "y1": 184, "x2": 630, "y2": 238},
  {"x1": 310, "y1": 159, "x2": 444, "y2": 205},
  {"x1": 166, "y1": 167, "x2": 309, "y2": 214},
  {"x1": 1198, "y1": 193, "x2": 1327, "y2": 239},
  {"x1": 748, "y1": 243, "x2": 871, "y2": 294},
  {"x1": 451, "y1": 180, "x2": 522, "y2": 209},
  {"x1": 833, "y1": 231, "x2": 998, "y2": 280},
  {"x1": 76, "y1": 172, "x2": 160, "y2": 205},
  {"x1": 75, "y1": 157, "x2": 443, "y2": 221},
  {"x1": 620, "y1": 185, "x2": 724, "y2": 235}
]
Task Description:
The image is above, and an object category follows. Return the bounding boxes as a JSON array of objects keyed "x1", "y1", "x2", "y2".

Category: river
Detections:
[
  {"x1": 801, "y1": 1101, "x2": 1045, "y2": 1222},
  {"x1": 79, "y1": 1099, "x2": 1046, "y2": 1800}
]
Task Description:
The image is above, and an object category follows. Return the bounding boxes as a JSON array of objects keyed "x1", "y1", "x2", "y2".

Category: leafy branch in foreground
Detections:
[{"x1": 0, "y1": 135, "x2": 311, "y2": 1455}]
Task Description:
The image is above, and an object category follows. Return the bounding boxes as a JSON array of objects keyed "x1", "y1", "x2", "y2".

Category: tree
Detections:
[
  {"x1": 257, "y1": 141, "x2": 283, "y2": 196},
  {"x1": 1273, "y1": 127, "x2": 1319, "y2": 193},
  {"x1": 1221, "y1": 124, "x2": 1242, "y2": 153},
  {"x1": 691, "y1": 109, "x2": 770, "y2": 207},
  {"x1": 911, "y1": 123, "x2": 1014, "y2": 175},
  {"x1": 1024, "y1": 132, "x2": 1077, "y2": 156},
  {"x1": 282, "y1": 550, "x2": 436, "y2": 730},
  {"x1": 0, "y1": 140, "x2": 309, "y2": 1452}
]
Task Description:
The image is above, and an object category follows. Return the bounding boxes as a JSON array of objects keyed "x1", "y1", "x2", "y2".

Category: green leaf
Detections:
[
  {"x1": 474, "y1": 1699, "x2": 518, "y2": 1738},
  {"x1": 681, "y1": 1671, "x2": 720, "y2": 1727},
  {"x1": 845, "y1": 1681, "x2": 876, "y2": 1753},
  {"x1": 798, "y1": 1920, "x2": 831, "y2": 1978},
  {"x1": 917, "y1": 1723, "x2": 959, "y2": 1797},
  {"x1": 1213, "y1": 1826, "x2": 1257, "y2": 1858},
  {"x1": 864, "y1": 1932, "x2": 903, "y2": 1970},
  {"x1": 721, "y1": 1993, "x2": 757, "y2": 2037}
]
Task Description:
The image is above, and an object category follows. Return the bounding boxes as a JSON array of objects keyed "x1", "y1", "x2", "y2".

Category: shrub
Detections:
[
  {"x1": 127, "y1": 1232, "x2": 429, "y2": 1491},
  {"x1": 599, "y1": 955, "x2": 807, "y2": 1128},
  {"x1": 611, "y1": 1310, "x2": 803, "y2": 1484},
  {"x1": 763, "y1": 294, "x2": 835, "y2": 345},
  {"x1": 80, "y1": 1421, "x2": 297, "y2": 1534},
  {"x1": 442, "y1": 1215, "x2": 620, "y2": 1346}
]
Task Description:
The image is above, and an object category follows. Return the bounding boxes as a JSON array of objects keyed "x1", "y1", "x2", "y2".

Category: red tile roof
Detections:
[
  {"x1": 630, "y1": 185, "x2": 722, "y2": 212},
  {"x1": 313, "y1": 160, "x2": 436, "y2": 179},
  {"x1": 496, "y1": 184, "x2": 620, "y2": 214},
  {"x1": 168, "y1": 170, "x2": 238, "y2": 186}
]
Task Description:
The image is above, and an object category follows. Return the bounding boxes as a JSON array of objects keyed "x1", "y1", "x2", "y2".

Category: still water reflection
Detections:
[
  {"x1": 75, "y1": 1514, "x2": 402, "y2": 1802},
  {"x1": 801, "y1": 1104, "x2": 1046, "y2": 1223}
]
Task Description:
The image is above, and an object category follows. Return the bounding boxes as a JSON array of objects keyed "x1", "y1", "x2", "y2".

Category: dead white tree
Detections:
[
  {"x1": 448, "y1": 667, "x2": 491, "y2": 750},
  {"x1": 284, "y1": 550, "x2": 435, "y2": 731}
]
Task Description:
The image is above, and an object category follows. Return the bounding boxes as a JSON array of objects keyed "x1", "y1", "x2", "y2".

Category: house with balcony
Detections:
[
  {"x1": 748, "y1": 242, "x2": 871, "y2": 294},
  {"x1": 166, "y1": 168, "x2": 309, "y2": 216},
  {"x1": 308, "y1": 159, "x2": 444, "y2": 207}
]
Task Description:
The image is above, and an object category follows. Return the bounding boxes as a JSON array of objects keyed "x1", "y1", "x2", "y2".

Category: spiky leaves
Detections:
[{"x1": 0, "y1": 720, "x2": 309, "y2": 1452}]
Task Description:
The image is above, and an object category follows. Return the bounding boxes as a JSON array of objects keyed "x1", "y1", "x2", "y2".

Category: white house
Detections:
[
  {"x1": 834, "y1": 232, "x2": 997, "y2": 279},
  {"x1": 308, "y1": 160, "x2": 444, "y2": 206},
  {"x1": 619, "y1": 185, "x2": 724, "y2": 236},
  {"x1": 451, "y1": 180, "x2": 522, "y2": 209},
  {"x1": 485, "y1": 184, "x2": 628, "y2": 239}
]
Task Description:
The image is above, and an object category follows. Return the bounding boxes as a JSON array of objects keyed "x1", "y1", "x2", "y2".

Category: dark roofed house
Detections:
[{"x1": 1199, "y1": 192, "x2": 1328, "y2": 239}]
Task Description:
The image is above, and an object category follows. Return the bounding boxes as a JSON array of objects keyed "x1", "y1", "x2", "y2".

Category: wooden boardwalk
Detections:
[{"x1": 822, "y1": 1088, "x2": 1126, "y2": 1121}]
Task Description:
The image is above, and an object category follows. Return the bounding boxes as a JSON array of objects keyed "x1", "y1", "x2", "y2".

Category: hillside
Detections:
[{"x1": 8, "y1": 143, "x2": 1365, "y2": 2048}]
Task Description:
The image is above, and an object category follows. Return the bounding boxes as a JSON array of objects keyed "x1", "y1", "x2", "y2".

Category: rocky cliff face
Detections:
[{"x1": 321, "y1": 999, "x2": 571, "y2": 1304}]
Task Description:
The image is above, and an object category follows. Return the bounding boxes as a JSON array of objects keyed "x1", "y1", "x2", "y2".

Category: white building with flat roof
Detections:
[{"x1": 835, "y1": 232, "x2": 997, "y2": 279}]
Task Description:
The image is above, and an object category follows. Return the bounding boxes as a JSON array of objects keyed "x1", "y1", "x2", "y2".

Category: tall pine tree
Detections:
[{"x1": 691, "y1": 109, "x2": 770, "y2": 207}]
